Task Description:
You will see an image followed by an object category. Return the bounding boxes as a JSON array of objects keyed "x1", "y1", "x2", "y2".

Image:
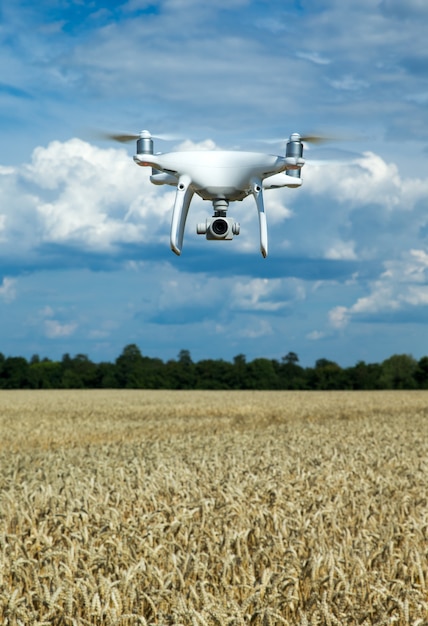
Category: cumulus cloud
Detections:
[
  {"x1": 328, "y1": 305, "x2": 350, "y2": 330},
  {"x1": 33, "y1": 305, "x2": 78, "y2": 339},
  {"x1": 232, "y1": 278, "x2": 294, "y2": 312},
  {"x1": 325, "y1": 240, "x2": 357, "y2": 261},
  {"x1": 25, "y1": 138, "x2": 169, "y2": 248},
  {"x1": 0, "y1": 138, "x2": 176, "y2": 258},
  {"x1": 290, "y1": 149, "x2": 428, "y2": 266},
  {"x1": 304, "y1": 152, "x2": 404, "y2": 210},
  {"x1": 328, "y1": 249, "x2": 428, "y2": 328}
]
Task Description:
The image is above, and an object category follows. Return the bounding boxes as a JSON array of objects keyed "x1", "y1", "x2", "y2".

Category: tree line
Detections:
[{"x1": 0, "y1": 344, "x2": 427, "y2": 390}]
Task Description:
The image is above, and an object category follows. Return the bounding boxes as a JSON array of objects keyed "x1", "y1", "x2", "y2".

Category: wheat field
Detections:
[{"x1": 0, "y1": 390, "x2": 427, "y2": 626}]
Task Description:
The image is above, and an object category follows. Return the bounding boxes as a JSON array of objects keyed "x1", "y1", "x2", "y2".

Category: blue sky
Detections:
[{"x1": 1, "y1": 0, "x2": 428, "y2": 366}]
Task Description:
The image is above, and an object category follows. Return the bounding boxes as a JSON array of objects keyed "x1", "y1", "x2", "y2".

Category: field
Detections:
[{"x1": 0, "y1": 390, "x2": 427, "y2": 626}]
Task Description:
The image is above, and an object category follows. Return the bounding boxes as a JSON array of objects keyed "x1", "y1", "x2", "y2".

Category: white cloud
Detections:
[
  {"x1": 0, "y1": 214, "x2": 7, "y2": 240},
  {"x1": 263, "y1": 193, "x2": 293, "y2": 224},
  {"x1": 32, "y1": 305, "x2": 79, "y2": 339},
  {"x1": 325, "y1": 240, "x2": 357, "y2": 260},
  {"x1": 237, "y1": 318, "x2": 273, "y2": 339},
  {"x1": 232, "y1": 278, "x2": 284, "y2": 312},
  {"x1": 44, "y1": 319, "x2": 77, "y2": 339},
  {"x1": 175, "y1": 139, "x2": 219, "y2": 152},
  {"x1": 25, "y1": 139, "x2": 151, "y2": 248},
  {"x1": 0, "y1": 277, "x2": 17, "y2": 303},
  {"x1": 328, "y1": 306, "x2": 349, "y2": 329},
  {"x1": 296, "y1": 51, "x2": 331, "y2": 65},
  {"x1": 328, "y1": 249, "x2": 428, "y2": 328},
  {"x1": 0, "y1": 138, "x2": 177, "y2": 254},
  {"x1": 291, "y1": 150, "x2": 428, "y2": 266},
  {"x1": 231, "y1": 277, "x2": 305, "y2": 313},
  {"x1": 304, "y1": 152, "x2": 404, "y2": 211}
]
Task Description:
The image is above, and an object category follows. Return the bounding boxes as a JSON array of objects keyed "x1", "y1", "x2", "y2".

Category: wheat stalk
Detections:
[{"x1": 0, "y1": 390, "x2": 427, "y2": 625}]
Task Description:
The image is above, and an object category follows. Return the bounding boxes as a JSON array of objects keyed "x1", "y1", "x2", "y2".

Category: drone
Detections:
[{"x1": 107, "y1": 130, "x2": 323, "y2": 257}]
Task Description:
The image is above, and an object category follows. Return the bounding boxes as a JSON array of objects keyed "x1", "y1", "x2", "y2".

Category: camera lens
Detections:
[{"x1": 211, "y1": 218, "x2": 228, "y2": 236}]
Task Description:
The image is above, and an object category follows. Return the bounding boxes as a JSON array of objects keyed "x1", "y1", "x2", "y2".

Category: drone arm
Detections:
[
  {"x1": 170, "y1": 175, "x2": 194, "y2": 256},
  {"x1": 150, "y1": 169, "x2": 179, "y2": 186},
  {"x1": 251, "y1": 178, "x2": 268, "y2": 258},
  {"x1": 263, "y1": 173, "x2": 303, "y2": 189}
]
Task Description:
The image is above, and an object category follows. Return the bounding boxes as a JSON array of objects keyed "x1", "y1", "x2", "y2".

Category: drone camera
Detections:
[{"x1": 197, "y1": 217, "x2": 240, "y2": 240}]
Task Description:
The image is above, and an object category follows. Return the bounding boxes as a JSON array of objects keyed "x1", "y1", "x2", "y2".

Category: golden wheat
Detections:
[{"x1": 0, "y1": 390, "x2": 427, "y2": 625}]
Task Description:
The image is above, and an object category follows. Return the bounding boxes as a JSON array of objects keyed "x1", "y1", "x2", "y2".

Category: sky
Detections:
[{"x1": 1, "y1": 0, "x2": 428, "y2": 367}]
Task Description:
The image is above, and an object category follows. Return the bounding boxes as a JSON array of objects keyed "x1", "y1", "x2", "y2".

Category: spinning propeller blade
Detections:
[
  {"x1": 299, "y1": 134, "x2": 333, "y2": 145},
  {"x1": 260, "y1": 133, "x2": 345, "y2": 146},
  {"x1": 96, "y1": 130, "x2": 183, "y2": 143},
  {"x1": 104, "y1": 132, "x2": 140, "y2": 143}
]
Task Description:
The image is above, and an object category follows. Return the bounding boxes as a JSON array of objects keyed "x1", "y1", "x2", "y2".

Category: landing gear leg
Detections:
[
  {"x1": 251, "y1": 178, "x2": 268, "y2": 258},
  {"x1": 170, "y1": 175, "x2": 194, "y2": 256}
]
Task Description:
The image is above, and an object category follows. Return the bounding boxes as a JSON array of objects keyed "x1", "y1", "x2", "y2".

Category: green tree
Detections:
[
  {"x1": 178, "y1": 349, "x2": 193, "y2": 366},
  {"x1": 306, "y1": 359, "x2": 348, "y2": 390},
  {"x1": 1, "y1": 357, "x2": 30, "y2": 388},
  {"x1": 115, "y1": 344, "x2": 146, "y2": 388},
  {"x1": 195, "y1": 359, "x2": 234, "y2": 389},
  {"x1": 415, "y1": 356, "x2": 428, "y2": 389},
  {"x1": 29, "y1": 360, "x2": 62, "y2": 388},
  {"x1": 166, "y1": 350, "x2": 195, "y2": 388},
  {"x1": 231, "y1": 354, "x2": 248, "y2": 389},
  {"x1": 347, "y1": 361, "x2": 382, "y2": 390},
  {"x1": 278, "y1": 352, "x2": 305, "y2": 389},
  {"x1": 246, "y1": 358, "x2": 278, "y2": 389},
  {"x1": 97, "y1": 361, "x2": 119, "y2": 388},
  {"x1": 283, "y1": 351, "x2": 299, "y2": 365},
  {"x1": 64, "y1": 354, "x2": 98, "y2": 388},
  {"x1": 379, "y1": 354, "x2": 418, "y2": 389}
]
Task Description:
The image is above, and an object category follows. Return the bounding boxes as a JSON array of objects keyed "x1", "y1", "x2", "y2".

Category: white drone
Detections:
[{"x1": 108, "y1": 130, "x2": 322, "y2": 257}]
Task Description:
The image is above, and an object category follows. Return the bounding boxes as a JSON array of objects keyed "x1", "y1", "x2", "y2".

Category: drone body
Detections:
[{"x1": 130, "y1": 131, "x2": 306, "y2": 257}]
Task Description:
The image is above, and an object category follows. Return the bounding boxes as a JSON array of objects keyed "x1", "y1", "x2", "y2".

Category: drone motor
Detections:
[
  {"x1": 136, "y1": 130, "x2": 154, "y2": 155},
  {"x1": 285, "y1": 133, "x2": 304, "y2": 178}
]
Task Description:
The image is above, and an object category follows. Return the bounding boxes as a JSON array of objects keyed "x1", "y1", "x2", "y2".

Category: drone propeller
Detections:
[
  {"x1": 104, "y1": 132, "x2": 140, "y2": 143},
  {"x1": 260, "y1": 133, "x2": 339, "y2": 146},
  {"x1": 299, "y1": 134, "x2": 334, "y2": 145},
  {"x1": 97, "y1": 130, "x2": 182, "y2": 143}
]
